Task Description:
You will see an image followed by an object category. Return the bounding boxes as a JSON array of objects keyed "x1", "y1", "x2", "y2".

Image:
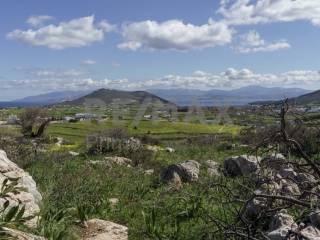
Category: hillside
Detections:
[
  {"x1": 14, "y1": 90, "x2": 90, "y2": 105},
  {"x1": 251, "y1": 89, "x2": 320, "y2": 106},
  {"x1": 60, "y1": 88, "x2": 173, "y2": 106}
]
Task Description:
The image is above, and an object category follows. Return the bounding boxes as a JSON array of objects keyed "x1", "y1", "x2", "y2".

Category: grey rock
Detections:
[
  {"x1": 261, "y1": 153, "x2": 286, "y2": 171},
  {"x1": 268, "y1": 210, "x2": 297, "y2": 240},
  {"x1": 205, "y1": 160, "x2": 221, "y2": 177},
  {"x1": 300, "y1": 225, "x2": 320, "y2": 240},
  {"x1": 104, "y1": 156, "x2": 132, "y2": 167},
  {"x1": 279, "y1": 179, "x2": 301, "y2": 196},
  {"x1": 278, "y1": 166, "x2": 298, "y2": 180},
  {"x1": 224, "y1": 155, "x2": 260, "y2": 177},
  {"x1": 310, "y1": 210, "x2": 320, "y2": 229},
  {"x1": 244, "y1": 197, "x2": 267, "y2": 220},
  {"x1": 162, "y1": 160, "x2": 200, "y2": 183}
]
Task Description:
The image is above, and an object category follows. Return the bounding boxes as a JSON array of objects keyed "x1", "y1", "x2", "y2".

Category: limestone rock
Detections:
[
  {"x1": 144, "y1": 169, "x2": 154, "y2": 175},
  {"x1": 55, "y1": 137, "x2": 64, "y2": 147},
  {"x1": 267, "y1": 210, "x2": 297, "y2": 240},
  {"x1": 2, "y1": 227, "x2": 46, "y2": 240},
  {"x1": 261, "y1": 153, "x2": 286, "y2": 171},
  {"x1": 83, "y1": 219, "x2": 128, "y2": 240},
  {"x1": 69, "y1": 151, "x2": 80, "y2": 156},
  {"x1": 278, "y1": 166, "x2": 298, "y2": 180},
  {"x1": 165, "y1": 147, "x2": 175, "y2": 153},
  {"x1": 224, "y1": 155, "x2": 260, "y2": 177},
  {"x1": 205, "y1": 160, "x2": 221, "y2": 177},
  {"x1": 108, "y1": 198, "x2": 119, "y2": 208},
  {"x1": 146, "y1": 145, "x2": 163, "y2": 152},
  {"x1": 161, "y1": 160, "x2": 200, "y2": 183},
  {"x1": 279, "y1": 179, "x2": 301, "y2": 196},
  {"x1": 300, "y1": 225, "x2": 320, "y2": 240},
  {"x1": 0, "y1": 150, "x2": 42, "y2": 229},
  {"x1": 104, "y1": 156, "x2": 132, "y2": 167}
]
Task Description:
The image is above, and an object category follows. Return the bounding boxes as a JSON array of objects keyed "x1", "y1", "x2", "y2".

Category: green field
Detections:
[{"x1": 47, "y1": 120, "x2": 241, "y2": 143}]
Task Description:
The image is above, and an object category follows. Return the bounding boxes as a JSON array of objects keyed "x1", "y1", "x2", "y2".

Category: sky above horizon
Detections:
[{"x1": 1, "y1": 0, "x2": 320, "y2": 100}]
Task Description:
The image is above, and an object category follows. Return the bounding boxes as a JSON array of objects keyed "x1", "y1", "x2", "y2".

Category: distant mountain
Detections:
[
  {"x1": 0, "y1": 86, "x2": 311, "y2": 109},
  {"x1": 252, "y1": 89, "x2": 320, "y2": 106},
  {"x1": 149, "y1": 86, "x2": 311, "y2": 106},
  {"x1": 14, "y1": 90, "x2": 90, "y2": 105},
  {"x1": 60, "y1": 88, "x2": 174, "y2": 106},
  {"x1": 0, "y1": 90, "x2": 90, "y2": 108}
]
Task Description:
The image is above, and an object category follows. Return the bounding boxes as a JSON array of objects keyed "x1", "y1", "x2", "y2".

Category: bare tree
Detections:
[{"x1": 18, "y1": 108, "x2": 51, "y2": 138}]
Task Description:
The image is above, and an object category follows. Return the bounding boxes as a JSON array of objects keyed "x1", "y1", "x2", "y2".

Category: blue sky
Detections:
[{"x1": 1, "y1": 0, "x2": 320, "y2": 100}]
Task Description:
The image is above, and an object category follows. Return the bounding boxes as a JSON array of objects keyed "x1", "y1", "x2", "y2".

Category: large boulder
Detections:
[
  {"x1": 161, "y1": 160, "x2": 201, "y2": 183},
  {"x1": 0, "y1": 150, "x2": 42, "y2": 229},
  {"x1": 224, "y1": 155, "x2": 260, "y2": 177},
  {"x1": 83, "y1": 219, "x2": 128, "y2": 240}
]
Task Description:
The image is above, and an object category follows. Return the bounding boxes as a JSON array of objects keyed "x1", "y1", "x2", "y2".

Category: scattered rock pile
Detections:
[{"x1": 223, "y1": 153, "x2": 320, "y2": 239}]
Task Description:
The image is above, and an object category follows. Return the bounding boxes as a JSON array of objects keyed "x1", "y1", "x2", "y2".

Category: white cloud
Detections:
[
  {"x1": 26, "y1": 68, "x2": 86, "y2": 78},
  {"x1": 7, "y1": 16, "x2": 114, "y2": 49},
  {"x1": 2, "y1": 68, "x2": 320, "y2": 91},
  {"x1": 118, "y1": 19, "x2": 233, "y2": 51},
  {"x1": 5, "y1": 67, "x2": 128, "y2": 90},
  {"x1": 235, "y1": 30, "x2": 291, "y2": 53},
  {"x1": 218, "y1": 0, "x2": 320, "y2": 26},
  {"x1": 26, "y1": 15, "x2": 54, "y2": 27},
  {"x1": 82, "y1": 59, "x2": 96, "y2": 65},
  {"x1": 98, "y1": 20, "x2": 117, "y2": 32},
  {"x1": 130, "y1": 68, "x2": 320, "y2": 89},
  {"x1": 111, "y1": 61, "x2": 121, "y2": 67},
  {"x1": 117, "y1": 41, "x2": 142, "y2": 51}
]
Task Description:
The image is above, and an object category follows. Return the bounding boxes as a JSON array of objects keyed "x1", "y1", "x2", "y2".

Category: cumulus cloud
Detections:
[
  {"x1": 218, "y1": 0, "x2": 320, "y2": 26},
  {"x1": 5, "y1": 67, "x2": 128, "y2": 90},
  {"x1": 7, "y1": 16, "x2": 115, "y2": 49},
  {"x1": 2, "y1": 68, "x2": 320, "y2": 91},
  {"x1": 0, "y1": 68, "x2": 320, "y2": 91},
  {"x1": 26, "y1": 15, "x2": 54, "y2": 27},
  {"x1": 130, "y1": 68, "x2": 320, "y2": 89},
  {"x1": 82, "y1": 59, "x2": 96, "y2": 65},
  {"x1": 118, "y1": 19, "x2": 233, "y2": 51},
  {"x1": 235, "y1": 30, "x2": 291, "y2": 53}
]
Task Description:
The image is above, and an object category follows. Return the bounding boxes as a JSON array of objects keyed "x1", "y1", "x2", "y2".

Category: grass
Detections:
[
  {"x1": 46, "y1": 120, "x2": 241, "y2": 143},
  {"x1": 0, "y1": 110, "x2": 247, "y2": 239},
  {"x1": 25, "y1": 145, "x2": 246, "y2": 239}
]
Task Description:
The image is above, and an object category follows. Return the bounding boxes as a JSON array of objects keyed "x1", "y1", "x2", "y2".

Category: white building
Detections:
[
  {"x1": 7, "y1": 115, "x2": 18, "y2": 125},
  {"x1": 75, "y1": 113, "x2": 97, "y2": 120}
]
